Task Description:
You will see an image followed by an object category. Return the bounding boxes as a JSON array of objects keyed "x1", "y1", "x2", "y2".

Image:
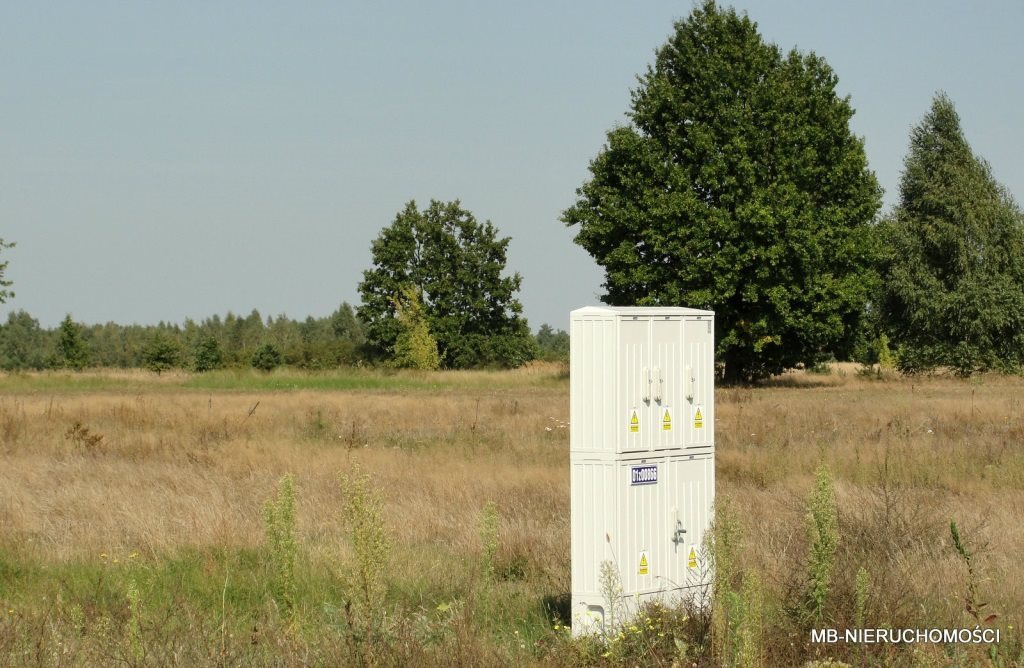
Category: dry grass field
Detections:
[{"x1": 0, "y1": 363, "x2": 1022, "y2": 666}]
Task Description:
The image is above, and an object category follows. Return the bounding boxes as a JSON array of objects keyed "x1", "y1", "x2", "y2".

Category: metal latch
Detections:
[{"x1": 672, "y1": 519, "x2": 687, "y2": 545}]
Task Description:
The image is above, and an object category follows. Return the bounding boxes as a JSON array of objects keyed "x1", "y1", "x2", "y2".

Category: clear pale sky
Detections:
[{"x1": 2, "y1": 1, "x2": 1021, "y2": 331}]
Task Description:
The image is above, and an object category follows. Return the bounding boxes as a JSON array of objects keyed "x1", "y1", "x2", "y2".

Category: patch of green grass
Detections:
[
  {"x1": 0, "y1": 366, "x2": 568, "y2": 395},
  {"x1": 0, "y1": 542, "x2": 565, "y2": 666},
  {"x1": 0, "y1": 371, "x2": 157, "y2": 394},
  {"x1": 184, "y1": 367, "x2": 566, "y2": 393}
]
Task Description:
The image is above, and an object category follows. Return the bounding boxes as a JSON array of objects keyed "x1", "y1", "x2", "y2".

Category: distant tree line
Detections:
[
  {"x1": 0, "y1": 305, "x2": 361, "y2": 372},
  {"x1": 0, "y1": 304, "x2": 569, "y2": 373}
]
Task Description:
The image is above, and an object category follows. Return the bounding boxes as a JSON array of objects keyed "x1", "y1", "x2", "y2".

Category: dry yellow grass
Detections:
[
  {"x1": 0, "y1": 385, "x2": 568, "y2": 571},
  {"x1": 0, "y1": 365, "x2": 1021, "y2": 664}
]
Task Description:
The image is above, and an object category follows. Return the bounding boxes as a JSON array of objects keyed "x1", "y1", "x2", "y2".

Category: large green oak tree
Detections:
[{"x1": 562, "y1": 1, "x2": 882, "y2": 381}]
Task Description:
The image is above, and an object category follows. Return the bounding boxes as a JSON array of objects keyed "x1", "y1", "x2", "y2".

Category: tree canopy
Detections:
[
  {"x1": 0, "y1": 310, "x2": 47, "y2": 370},
  {"x1": 562, "y1": 1, "x2": 882, "y2": 382},
  {"x1": 878, "y1": 93, "x2": 1024, "y2": 375},
  {"x1": 142, "y1": 333, "x2": 180, "y2": 374},
  {"x1": 358, "y1": 200, "x2": 535, "y2": 368},
  {"x1": 56, "y1": 314, "x2": 90, "y2": 371}
]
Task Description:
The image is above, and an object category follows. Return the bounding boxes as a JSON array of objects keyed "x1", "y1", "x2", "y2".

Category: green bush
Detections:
[
  {"x1": 190, "y1": 335, "x2": 223, "y2": 372},
  {"x1": 251, "y1": 343, "x2": 282, "y2": 372},
  {"x1": 262, "y1": 473, "x2": 297, "y2": 617}
]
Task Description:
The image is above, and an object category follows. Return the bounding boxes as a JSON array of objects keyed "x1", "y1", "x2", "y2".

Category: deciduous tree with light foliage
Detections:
[
  {"x1": 389, "y1": 285, "x2": 440, "y2": 370},
  {"x1": 878, "y1": 93, "x2": 1024, "y2": 375},
  {"x1": 562, "y1": 1, "x2": 882, "y2": 382}
]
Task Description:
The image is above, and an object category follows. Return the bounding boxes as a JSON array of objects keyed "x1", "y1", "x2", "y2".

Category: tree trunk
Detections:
[{"x1": 722, "y1": 348, "x2": 746, "y2": 385}]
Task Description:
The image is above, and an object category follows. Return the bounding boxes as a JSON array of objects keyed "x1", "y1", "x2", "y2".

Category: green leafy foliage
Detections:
[
  {"x1": 328, "y1": 302, "x2": 366, "y2": 348},
  {"x1": 338, "y1": 462, "x2": 391, "y2": 653},
  {"x1": 0, "y1": 304, "x2": 368, "y2": 372},
  {"x1": 562, "y1": 1, "x2": 882, "y2": 382},
  {"x1": 878, "y1": 93, "x2": 1024, "y2": 375},
  {"x1": 142, "y1": 333, "x2": 180, "y2": 374},
  {"x1": 535, "y1": 324, "x2": 569, "y2": 362},
  {"x1": 709, "y1": 495, "x2": 760, "y2": 666},
  {"x1": 0, "y1": 310, "x2": 49, "y2": 370},
  {"x1": 358, "y1": 200, "x2": 535, "y2": 368},
  {"x1": 805, "y1": 464, "x2": 838, "y2": 623},
  {"x1": 263, "y1": 473, "x2": 298, "y2": 617},
  {"x1": 190, "y1": 334, "x2": 224, "y2": 372},
  {"x1": 56, "y1": 314, "x2": 90, "y2": 371},
  {"x1": 227, "y1": 309, "x2": 266, "y2": 366},
  {"x1": 250, "y1": 342, "x2": 282, "y2": 372},
  {"x1": 389, "y1": 285, "x2": 441, "y2": 370}
]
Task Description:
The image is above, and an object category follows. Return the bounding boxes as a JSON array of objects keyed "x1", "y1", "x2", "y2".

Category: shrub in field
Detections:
[
  {"x1": 735, "y1": 573, "x2": 764, "y2": 668},
  {"x1": 338, "y1": 462, "x2": 391, "y2": 653},
  {"x1": 805, "y1": 464, "x2": 839, "y2": 623},
  {"x1": 263, "y1": 473, "x2": 297, "y2": 617},
  {"x1": 855, "y1": 333, "x2": 898, "y2": 376},
  {"x1": 190, "y1": 334, "x2": 223, "y2": 372},
  {"x1": 251, "y1": 342, "x2": 282, "y2": 372},
  {"x1": 709, "y1": 496, "x2": 764, "y2": 668},
  {"x1": 142, "y1": 333, "x2": 180, "y2": 374}
]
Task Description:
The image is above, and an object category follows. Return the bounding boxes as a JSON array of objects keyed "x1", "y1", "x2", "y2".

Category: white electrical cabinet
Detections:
[{"x1": 570, "y1": 306, "x2": 715, "y2": 635}]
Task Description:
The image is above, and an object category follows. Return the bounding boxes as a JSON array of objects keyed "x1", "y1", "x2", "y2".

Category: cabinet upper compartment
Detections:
[{"x1": 570, "y1": 307, "x2": 715, "y2": 455}]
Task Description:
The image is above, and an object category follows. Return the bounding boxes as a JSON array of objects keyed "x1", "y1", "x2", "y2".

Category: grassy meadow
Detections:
[{"x1": 0, "y1": 364, "x2": 1022, "y2": 666}]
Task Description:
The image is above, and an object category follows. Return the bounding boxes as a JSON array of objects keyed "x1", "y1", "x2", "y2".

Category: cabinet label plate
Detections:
[{"x1": 630, "y1": 464, "x2": 658, "y2": 486}]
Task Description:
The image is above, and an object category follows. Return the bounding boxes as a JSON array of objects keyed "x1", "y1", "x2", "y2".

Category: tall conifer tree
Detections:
[{"x1": 879, "y1": 93, "x2": 1024, "y2": 374}]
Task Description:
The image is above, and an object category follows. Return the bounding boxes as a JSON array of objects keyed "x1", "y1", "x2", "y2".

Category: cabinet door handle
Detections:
[
  {"x1": 654, "y1": 367, "x2": 663, "y2": 403},
  {"x1": 642, "y1": 366, "x2": 650, "y2": 402},
  {"x1": 686, "y1": 365, "x2": 694, "y2": 400}
]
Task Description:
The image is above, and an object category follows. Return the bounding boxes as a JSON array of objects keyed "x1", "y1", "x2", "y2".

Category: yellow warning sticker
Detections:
[
  {"x1": 688, "y1": 547, "x2": 698, "y2": 569},
  {"x1": 629, "y1": 409, "x2": 640, "y2": 433},
  {"x1": 693, "y1": 405, "x2": 704, "y2": 429},
  {"x1": 662, "y1": 407, "x2": 672, "y2": 431},
  {"x1": 639, "y1": 551, "x2": 649, "y2": 575}
]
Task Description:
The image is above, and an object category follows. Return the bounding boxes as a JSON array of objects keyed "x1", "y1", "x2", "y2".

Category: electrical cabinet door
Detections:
[
  {"x1": 618, "y1": 317, "x2": 651, "y2": 453},
  {"x1": 617, "y1": 459, "x2": 673, "y2": 595},
  {"x1": 661, "y1": 455, "x2": 715, "y2": 591},
  {"x1": 616, "y1": 455, "x2": 714, "y2": 599},
  {"x1": 650, "y1": 317, "x2": 683, "y2": 451},
  {"x1": 682, "y1": 318, "x2": 714, "y2": 448}
]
